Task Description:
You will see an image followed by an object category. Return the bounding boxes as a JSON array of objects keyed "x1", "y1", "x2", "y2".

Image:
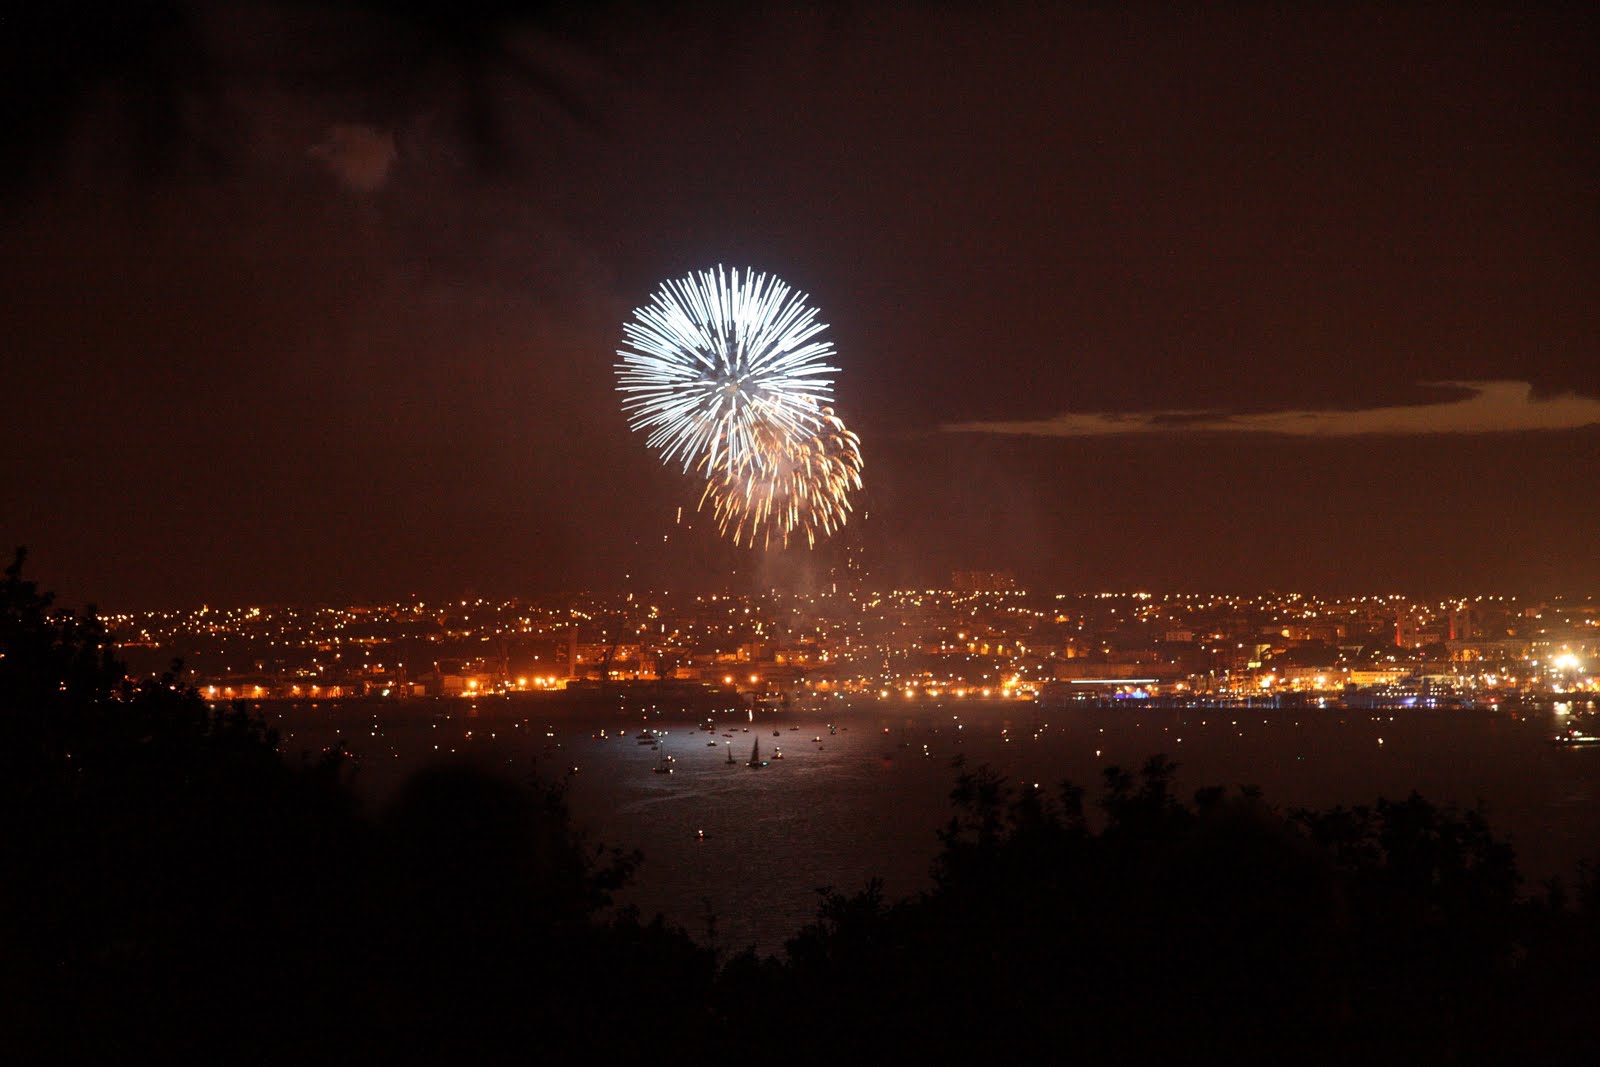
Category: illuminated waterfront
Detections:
[{"x1": 112, "y1": 587, "x2": 1600, "y2": 710}]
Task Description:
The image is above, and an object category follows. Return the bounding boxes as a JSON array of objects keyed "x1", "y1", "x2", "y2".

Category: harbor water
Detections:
[{"x1": 266, "y1": 697, "x2": 1600, "y2": 956}]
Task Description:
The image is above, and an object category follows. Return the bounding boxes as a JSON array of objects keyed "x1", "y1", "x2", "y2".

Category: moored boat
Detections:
[{"x1": 1550, "y1": 728, "x2": 1600, "y2": 746}]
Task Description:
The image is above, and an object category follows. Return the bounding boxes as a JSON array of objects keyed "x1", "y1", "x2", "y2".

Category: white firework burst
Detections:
[{"x1": 615, "y1": 266, "x2": 838, "y2": 473}]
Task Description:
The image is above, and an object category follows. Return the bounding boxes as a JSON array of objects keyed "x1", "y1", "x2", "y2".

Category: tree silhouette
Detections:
[
  {"x1": 0, "y1": 1, "x2": 610, "y2": 191},
  {"x1": 0, "y1": 551, "x2": 713, "y2": 1060},
  {"x1": 762, "y1": 753, "x2": 1596, "y2": 1062}
]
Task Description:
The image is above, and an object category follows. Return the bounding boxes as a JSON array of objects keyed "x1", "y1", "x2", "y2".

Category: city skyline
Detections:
[{"x1": 3, "y1": 3, "x2": 1596, "y2": 607}]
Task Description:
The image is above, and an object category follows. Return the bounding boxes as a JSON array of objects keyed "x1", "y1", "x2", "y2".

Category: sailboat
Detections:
[
  {"x1": 747, "y1": 736, "x2": 766, "y2": 768},
  {"x1": 725, "y1": 742, "x2": 736, "y2": 765},
  {"x1": 653, "y1": 744, "x2": 673, "y2": 774}
]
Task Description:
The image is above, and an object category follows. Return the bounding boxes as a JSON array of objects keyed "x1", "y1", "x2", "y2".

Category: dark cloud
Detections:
[
  {"x1": 309, "y1": 124, "x2": 396, "y2": 191},
  {"x1": 945, "y1": 382, "x2": 1600, "y2": 438}
]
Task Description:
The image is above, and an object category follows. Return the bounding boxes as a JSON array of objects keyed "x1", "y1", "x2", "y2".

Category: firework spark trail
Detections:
[
  {"x1": 699, "y1": 405, "x2": 863, "y2": 549},
  {"x1": 616, "y1": 266, "x2": 863, "y2": 548}
]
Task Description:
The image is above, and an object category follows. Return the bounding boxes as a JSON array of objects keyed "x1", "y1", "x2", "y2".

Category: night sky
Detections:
[{"x1": 4, "y1": 2, "x2": 1596, "y2": 607}]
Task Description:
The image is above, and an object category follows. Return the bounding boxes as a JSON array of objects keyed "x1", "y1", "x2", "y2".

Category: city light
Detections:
[{"x1": 101, "y1": 588, "x2": 1598, "y2": 709}]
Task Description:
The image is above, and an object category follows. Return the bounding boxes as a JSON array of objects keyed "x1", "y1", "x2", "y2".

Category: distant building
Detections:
[{"x1": 951, "y1": 570, "x2": 1017, "y2": 593}]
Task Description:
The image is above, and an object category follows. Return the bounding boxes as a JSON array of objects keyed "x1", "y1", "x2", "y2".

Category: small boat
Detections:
[
  {"x1": 772, "y1": 748, "x2": 783, "y2": 760},
  {"x1": 1550, "y1": 729, "x2": 1600, "y2": 746},
  {"x1": 773, "y1": 730, "x2": 782, "y2": 737},
  {"x1": 706, "y1": 741, "x2": 720, "y2": 747}
]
